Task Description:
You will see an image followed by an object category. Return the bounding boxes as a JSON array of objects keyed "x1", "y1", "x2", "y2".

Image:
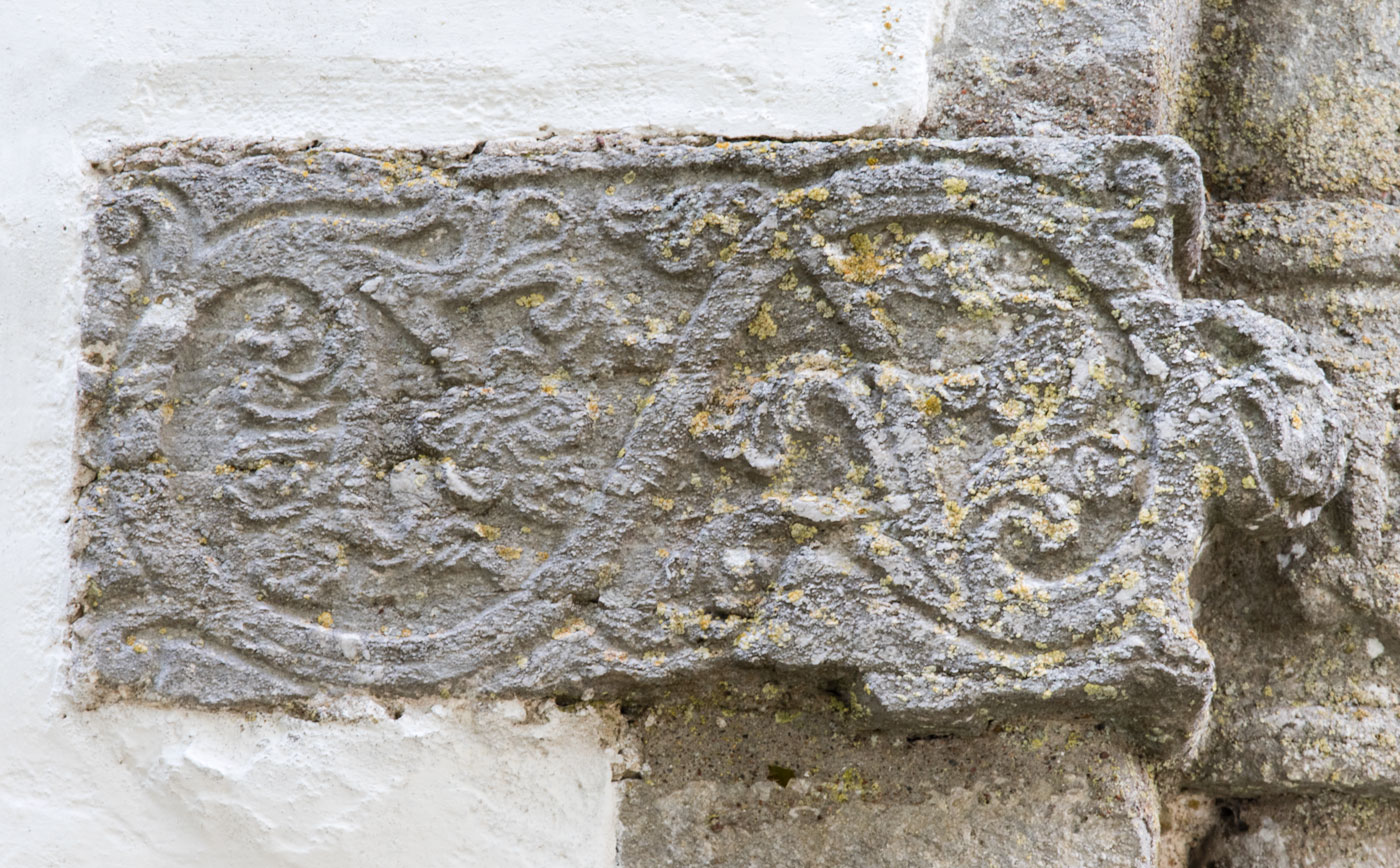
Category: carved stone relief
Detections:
[
  {"x1": 73, "y1": 137, "x2": 1347, "y2": 747},
  {"x1": 1186, "y1": 200, "x2": 1400, "y2": 791}
]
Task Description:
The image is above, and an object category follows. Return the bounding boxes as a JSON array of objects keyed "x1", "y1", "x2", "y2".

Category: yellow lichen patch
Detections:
[
  {"x1": 943, "y1": 498, "x2": 968, "y2": 534},
  {"x1": 516, "y1": 293, "x2": 546, "y2": 308},
  {"x1": 787, "y1": 588, "x2": 805, "y2": 603},
  {"x1": 656, "y1": 602, "x2": 721, "y2": 636},
  {"x1": 997, "y1": 398, "x2": 1027, "y2": 420},
  {"x1": 1132, "y1": 214, "x2": 1157, "y2": 230},
  {"x1": 942, "y1": 177, "x2": 969, "y2": 196},
  {"x1": 540, "y1": 369, "x2": 568, "y2": 396},
  {"x1": 1241, "y1": 475, "x2": 1258, "y2": 490},
  {"x1": 377, "y1": 157, "x2": 457, "y2": 191},
  {"x1": 552, "y1": 618, "x2": 592, "y2": 640},
  {"x1": 688, "y1": 410, "x2": 711, "y2": 437},
  {"x1": 869, "y1": 533, "x2": 897, "y2": 557},
  {"x1": 317, "y1": 611, "x2": 334, "y2": 628},
  {"x1": 1086, "y1": 357, "x2": 1111, "y2": 387},
  {"x1": 829, "y1": 233, "x2": 888, "y2": 284},
  {"x1": 957, "y1": 289, "x2": 1000, "y2": 319},
  {"x1": 495, "y1": 545, "x2": 523, "y2": 561},
  {"x1": 1027, "y1": 649, "x2": 1067, "y2": 677},
  {"x1": 690, "y1": 211, "x2": 743, "y2": 237},
  {"x1": 863, "y1": 292, "x2": 900, "y2": 335},
  {"x1": 748, "y1": 303, "x2": 778, "y2": 340},
  {"x1": 918, "y1": 250, "x2": 948, "y2": 270},
  {"x1": 651, "y1": 495, "x2": 675, "y2": 512},
  {"x1": 1195, "y1": 464, "x2": 1228, "y2": 498},
  {"x1": 825, "y1": 766, "x2": 878, "y2": 803},
  {"x1": 543, "y1": 211, "x2": 561, "y2": 227},
  {"x1": 790, "y1": 523, "x2": 818, "y2": 544},
  {"x1": 1027, "y1": 511, "x2": 1078, "y2": 544},
  {"x1": 942, "y1": 369, "x2": 980, "y2": 389},
  {"x1": 769, "y1": 231, "x2": 794, "y2": 260},
  {"x1": 644, "y1": 316, "x2": 669, "y2": 339},
  {"x1": 1097, "y1": 569, "x2": 1143, "y2": 596},
  {"x1": 1083, "y1": 683, "x2": 1118, "y2": 699},
  {"x1": 875, "y1": 362, "x2": 901, "y2": 390},
  {"x1": 596, "y1": 562, "x2": 621, "y2": 588},
  {"x1": 474, "y1": 524, "x2": 502, "y2": 541},
  {"x1": 1138, "y1": 597, "x2": 1167, "y2": 618},
  {"x1": 915, "y1": 392, "x2": 942, "y2": 417},
  {"x1": 1013, "y1": 475, "x2": 1050, "y2": 496},
  {"x1": 774, "y1": 188, "x2": 808, "y2": 208}
]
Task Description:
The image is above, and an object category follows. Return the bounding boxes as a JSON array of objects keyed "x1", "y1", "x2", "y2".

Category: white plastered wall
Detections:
[{"x1": 0, "y1": 2, "x2": 943, "y2": 864}]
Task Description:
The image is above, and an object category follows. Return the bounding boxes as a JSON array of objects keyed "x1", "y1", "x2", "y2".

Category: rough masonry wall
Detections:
[{"x1": 5, "y1": 1, "x2": 1400, "y2": 866}]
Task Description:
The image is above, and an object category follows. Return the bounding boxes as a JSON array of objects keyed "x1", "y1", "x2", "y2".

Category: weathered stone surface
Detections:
[
  {"x1": 1188, "y1": 539, "x2": 1400, "y2": 796},
  {"x1": 923, "y1": 0, "x2": 1199, "y2": 138},
  {"x1": 1181, "y1": 0, "x2": 1400, "y2": 200},
  {"x1": 1180, "y1": 795, "x2": 1400, "y2": 868},
  {"x1": 618, "y1": 684, "x2": 1158, "y2": 868},
  {"x1": 1187, "y1": 201, "x2": 1400, "y2": 793},
  {"x1": 74, "y1": 137, "x2": 1345, "y2": 749}
]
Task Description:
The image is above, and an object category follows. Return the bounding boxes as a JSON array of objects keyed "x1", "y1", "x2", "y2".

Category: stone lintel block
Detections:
[{"x1": 73, "y1": 136, "x2": 1346, "y2": 753}]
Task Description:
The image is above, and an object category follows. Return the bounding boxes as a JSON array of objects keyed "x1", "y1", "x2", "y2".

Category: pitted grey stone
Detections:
[{"x1": 73, "y1": 137, "x2": 1347, "y2": 747}]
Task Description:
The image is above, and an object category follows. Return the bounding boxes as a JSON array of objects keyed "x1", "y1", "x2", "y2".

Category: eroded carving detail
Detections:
[{"x1": 74, "y1": 138, "x2": 1347, "y2": 745}]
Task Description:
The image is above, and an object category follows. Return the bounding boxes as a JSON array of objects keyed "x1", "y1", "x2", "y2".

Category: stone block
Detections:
[
  {"x1": 74, "y1": 137, "x2": 1344, "y2": 751},
  {"x1": 618, "y1": 687, "x2": 1158, "y2": 868},
  {"x1": 1182, "y1": 795, "x2": 1400, "y2": 868},
  {"x1": 1181, "y1": 0, "x2": 1400, "y2": 200},
  {"x1": 924, "y1": 0, "x2": 1200, "y2": 137}
]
